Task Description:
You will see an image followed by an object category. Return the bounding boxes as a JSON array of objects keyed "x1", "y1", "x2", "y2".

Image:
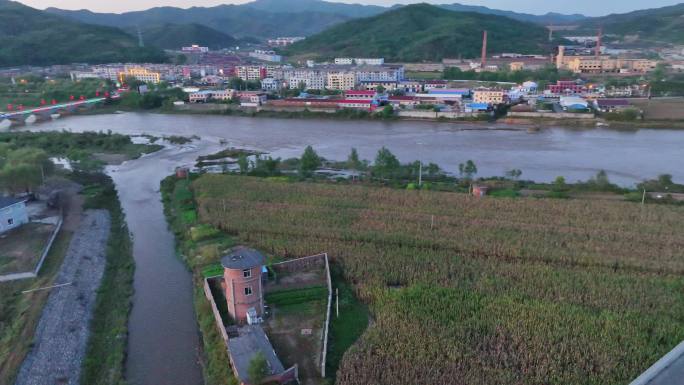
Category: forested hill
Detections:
[
  {"x1": 575, "y1": 4, "x2": 684, "y2": 44},
  {"x1": 283, "y1": 4, "x2": 554, "y2": 62},
  {"x1": 0, "y1": 0, "x2": 167, "y2": 67},
  {"x1": 133, "y1": 24, "x2": 239, "y2": 50}
]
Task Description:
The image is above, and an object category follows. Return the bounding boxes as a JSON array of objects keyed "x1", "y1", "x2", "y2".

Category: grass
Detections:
[
  {"x1": 0, "y1": 222, "x2": 56, "y2": 275},
  {"x1": 72, "y1": 172, "x2": 135, "y2": 385},
  {"x1": 160, "y1": 175, "x2": 238, "y2": 385},
  {"x1": 326, "y1": 266, "x2": 369, "y2": 380},
  {"x1": 191, "y1": 174, "x2": 684, "y2": 385},
  {"x1": 0, "y1": 229, "x2": 72, "y2": 385},
  {"x1": 265, "y1": 286, "x2": 328, "y2": 307}
]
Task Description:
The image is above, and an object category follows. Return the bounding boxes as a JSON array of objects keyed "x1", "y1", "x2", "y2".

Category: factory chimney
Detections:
[
  {"x1": 595, "y1": 27, "x2": 602, "y2": 58},
  {"x1": 481, "y1": 30, "x2": 488, "y2": 68}
]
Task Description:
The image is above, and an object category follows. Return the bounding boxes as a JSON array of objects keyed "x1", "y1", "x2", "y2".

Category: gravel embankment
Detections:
[{"x1": 14, "y1": 210, "x2": 111, "y2": 385}]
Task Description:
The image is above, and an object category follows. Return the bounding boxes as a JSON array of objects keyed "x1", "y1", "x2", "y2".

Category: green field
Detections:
[{"x1": 191, "y1": 174, "x2": 684, "y2": 385}]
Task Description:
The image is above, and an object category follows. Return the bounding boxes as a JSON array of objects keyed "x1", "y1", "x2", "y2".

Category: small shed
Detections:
[
  {"x1": 472, "y1": 185, "x2": 489, "y2": 197},
  {"x1": 0, "y1": 196, "x2": 29, "y2": 233}
]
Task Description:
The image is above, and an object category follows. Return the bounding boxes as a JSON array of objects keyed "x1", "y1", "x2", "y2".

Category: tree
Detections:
[
  {"x1": 0, "y1": 147, "x2": 53, "y2": 193},
  {"x1": 505, "y1": 169, "x2": 522, "y2": 180},
  {"x1": 458, "y1": 160, "x2": 477, "y2": 179},
  {"x1": 300, "y1": 146, "x2": 321, "y2": 176},
  {"x1": 380, "y1": 105, "x2": 394, "y2": 119},
  {"x1": 247, "y1": 352, "x2": 268, "y2": 385},
  {"x1": 237, "y1": 154, "x2": 249, "y2": 174},
  {"x1": 553, "y1": 176, "x2": 566, "y2": 191},
  {"x1": 347, "y1": 148, "x2": 362, "y2": 170},
  {"x1": 373, "y1": 147, "x2": 400, "y2": 178},
  {"x1": 376, "y1": 85, "x2": 386, "y2": 94}
]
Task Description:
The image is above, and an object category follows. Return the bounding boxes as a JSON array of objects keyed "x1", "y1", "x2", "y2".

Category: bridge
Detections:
[{"x1": 0, "y1": 95, "x2": 117, "y2": 129}]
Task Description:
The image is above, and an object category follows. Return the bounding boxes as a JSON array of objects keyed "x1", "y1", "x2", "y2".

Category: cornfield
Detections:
[{"x1": 192, "y1": 175, "x2": 684, "y2": 385}]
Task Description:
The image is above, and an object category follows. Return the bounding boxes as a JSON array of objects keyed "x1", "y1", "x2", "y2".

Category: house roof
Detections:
[
  {"x1": 345, "y1": 90, "x2": 376, "y2": 95},
  {"x1": 228, "y1": 325, "x2": 285, "y2": 383},
  {"x1": 221, "y1": 247, "x2": 266, "y2": 270},
  {"x1": 0, "y1": 196, "x2": 26, "y2": 209}
]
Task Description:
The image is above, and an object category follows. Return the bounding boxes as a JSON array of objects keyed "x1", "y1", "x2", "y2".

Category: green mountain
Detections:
[
  {"x1": 283, "y1": 4, "x2": 554, "y2": 62},
  {"x1": 134, "y1": 23, "x2": 239, "y2": 50},
  {"x1": 576, "y1": 4, "x2": 684, "y2": 44},
  {"x1": 46, "y1": 5, "x2": 353, "y2": 40},
  {"x1": 0, "y1": 0, "x2": 166, "y2": 67},
  {"x1": 45, "y1": 0, "x2": 587, "y2": 41}
]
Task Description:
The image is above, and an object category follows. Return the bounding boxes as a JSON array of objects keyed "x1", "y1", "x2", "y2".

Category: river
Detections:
[{"x1": 21, "y1": 112, "x2": 684, "y2": 385}]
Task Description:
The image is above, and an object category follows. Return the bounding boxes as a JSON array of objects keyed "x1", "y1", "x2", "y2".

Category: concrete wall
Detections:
[
  {"x1": 0, "y1": 216, "x2": 63, "y2": 283},
  {"x1": 0, "y1": 202, "x2": 29, "y2": 234},
  {"x1": 507, "y1": 111, "x2": 596, "y2": 119},
  {"x1": 270, "y1": 253, "x2": 332, "y2": 378},
  {"x1": 398, "y1": 110, "x2": 477, "y2": 120}
]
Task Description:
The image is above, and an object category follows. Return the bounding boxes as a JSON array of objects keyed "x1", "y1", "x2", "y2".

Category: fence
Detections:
[
  {"x1": 270, "y1": 253, "x2": 333, "y2": 378},
  {"x1": 0, "y1": 217, "x2": 63, "y2": 283}
]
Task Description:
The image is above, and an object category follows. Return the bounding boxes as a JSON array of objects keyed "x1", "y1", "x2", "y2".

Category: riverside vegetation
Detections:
[
  {"x1": 0, "y1": 132, "x2": 157, "y2": 385},
  {"x1": 184, "y1": 172, "x2": 684, "y2": 385}
]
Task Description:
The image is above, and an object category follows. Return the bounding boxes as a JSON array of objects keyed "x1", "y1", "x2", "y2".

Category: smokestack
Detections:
[
  {"x1": 595, "y1": 27, "x2": 602, "y2": 58},
  {"x1": 481, "y1": 30, "x2": 488, "y2": 68}
]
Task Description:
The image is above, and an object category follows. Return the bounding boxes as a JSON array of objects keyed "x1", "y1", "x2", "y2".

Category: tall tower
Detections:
[
  {"x1": 595, "y1": 27, "x2": 602, "y2": 58},
  {"x1": 221, "y1": 247, "x2": 265, "y2": 324},
  {"x1": 481, "y1": 30, "x2": 488, "y2": 68}
]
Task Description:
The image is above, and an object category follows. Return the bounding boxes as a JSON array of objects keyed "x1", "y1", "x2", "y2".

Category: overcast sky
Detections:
[{"x1": 16, "y1": 0, "x2": 683, "y2": 16}]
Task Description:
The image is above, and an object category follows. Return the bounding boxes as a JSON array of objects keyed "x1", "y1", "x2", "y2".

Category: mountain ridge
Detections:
[
  {"x1": 283, "y1": 4, "x2": 555, "y2": 62},
  {"x1": 0, "y1": 0, "x2": 166, "y2": 67}
]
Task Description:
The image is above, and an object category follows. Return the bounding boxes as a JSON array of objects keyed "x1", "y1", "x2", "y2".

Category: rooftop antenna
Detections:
[
  {"x1": 137, "y1": 26, "x2": 145, "y2": 48},
  {"x1": 481, "y1": 30, "x2": 488, "y2": 68}
]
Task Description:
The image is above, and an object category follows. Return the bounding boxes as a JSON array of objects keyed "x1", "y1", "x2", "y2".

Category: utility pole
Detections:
[
  {"x1": 335, "y1": 288, "x2": 339, "y2": 318},
  {"x1": 641, "y1": 188, "x2": 646, "y2": 206},
  {"x1": 417, "y1": 141, "x2": 424, "y2": 187}
]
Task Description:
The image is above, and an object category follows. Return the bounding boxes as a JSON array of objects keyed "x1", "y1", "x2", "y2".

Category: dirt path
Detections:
[{"x1": 14, "y1": 210, "x2": 111, "y2": 385}]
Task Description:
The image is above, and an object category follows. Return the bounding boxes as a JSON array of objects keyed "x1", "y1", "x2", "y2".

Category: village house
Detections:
[{"x1": 0, "y1": 196, "x2": 29, "y2": 234}]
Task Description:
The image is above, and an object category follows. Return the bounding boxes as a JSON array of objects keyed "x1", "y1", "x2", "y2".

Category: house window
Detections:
[
  {"x1": 7, "y1": 218, "x2": 13, "y2": 225},
  {"x1": 244, "y1": 286, "x2": 253, "y2": 296},
  {"x1": 242, "y1": 269, "x2": 251, "y2": 278}
]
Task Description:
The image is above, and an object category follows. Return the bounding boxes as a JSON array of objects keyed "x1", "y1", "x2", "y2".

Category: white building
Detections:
[
  {"x1": 182, "y1": 45, "x2": 210, "y2": 53},
  {"x1": 334, "y1": 58, "x2": 385, "y2": 66},
  {"x1": 249, "y1": 50, "x2": 283, "y2": 63},
  {"x1": 236, "y1": 66, "x2": 266, "y2": 81},
  {"x1": 284, "y1": 69, "x2": 327, "y2": 90},
  {"x1": 354, "y1": 65, "x2": 404, "y2": 82},
  {"x1": 267, "y1": 37, "x2": 305, "y2": 47},
  {"x1": 261, "y1": 78, "x2": 283, "y2": 91},
  {"x1": 0, "y1": 197, "x2": 29, "y2": 234}
]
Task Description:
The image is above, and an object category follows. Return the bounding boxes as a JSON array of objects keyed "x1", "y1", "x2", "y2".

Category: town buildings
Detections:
[
  {"x1": 182, "y1": 45, "x2": 210, "y2": 54},
  {"x1": 248, "y1": 50, "x2": 283, "y2": 63},
  {"x1": 473, "y1": 88, "x2": 507, "y2": 105},
  {"x1": 556, "y1": 46, "x2": 658, "y2": 74},
  {"x1": 267, "y1": 37, "x2": 305, "y2": 47},
  {"x1": 118, "y1": 67, "x2": 161, "y2": 84},
  {"x1": 334, "y1": 58, "x2": 385, "y2": 66},
  {"x1": 326, "y1": 71, "x2": 356, "y2": 90}
]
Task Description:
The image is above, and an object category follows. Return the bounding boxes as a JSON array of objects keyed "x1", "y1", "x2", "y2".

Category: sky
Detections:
[{"x1": 15, "y1": 0, "x2": 683, "y2": 16}]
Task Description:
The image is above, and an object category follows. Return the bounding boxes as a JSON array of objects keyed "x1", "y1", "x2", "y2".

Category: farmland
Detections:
[{"x1": 191, "y1": 174, "x2": 684, "y2": 385}]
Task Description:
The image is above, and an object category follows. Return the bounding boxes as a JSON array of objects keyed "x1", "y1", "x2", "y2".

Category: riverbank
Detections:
[
  {"x1": 14, "y1": 209, "x2": 111, "y2": 385},
  {"x1": 166, "y1": 103, "x2": 684, "y2": 130}
]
